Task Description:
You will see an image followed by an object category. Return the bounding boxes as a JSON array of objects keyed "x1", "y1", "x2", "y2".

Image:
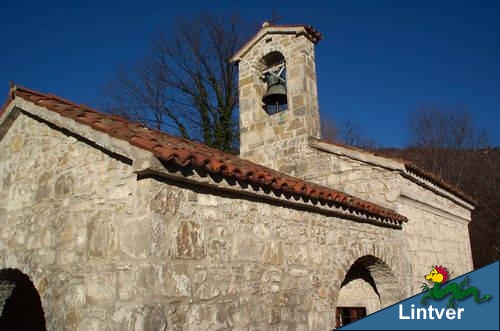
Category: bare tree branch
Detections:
[
  {"x1": 100, "y1": 13, "x2": 247, "y2": 152},
  {"x1": 321, "y1": 115, "x2": 377, "y2": 149}
]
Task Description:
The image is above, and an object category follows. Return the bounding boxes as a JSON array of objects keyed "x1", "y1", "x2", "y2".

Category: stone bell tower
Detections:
[{"x1": 231, "y1": 23, "x2": 323, "y2": 176}]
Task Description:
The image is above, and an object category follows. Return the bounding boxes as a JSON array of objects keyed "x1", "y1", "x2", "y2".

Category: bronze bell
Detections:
[{"x1": 262, "y1": 74, "x2": 287, "y2": 106}]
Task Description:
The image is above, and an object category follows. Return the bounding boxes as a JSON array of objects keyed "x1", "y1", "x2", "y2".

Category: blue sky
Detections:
[{"x1": 1, "y1": 0, "x2": 498, "y2": 147}]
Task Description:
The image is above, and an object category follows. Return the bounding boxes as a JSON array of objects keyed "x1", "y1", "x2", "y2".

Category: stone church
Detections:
[{"x1": 0, "y1": 24, "x2": 474, "y2": 330}]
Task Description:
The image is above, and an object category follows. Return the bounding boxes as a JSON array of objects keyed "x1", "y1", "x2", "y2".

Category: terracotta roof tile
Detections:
[{"x1": 1, "y1": 85, "x2": 407, "y2": 225}]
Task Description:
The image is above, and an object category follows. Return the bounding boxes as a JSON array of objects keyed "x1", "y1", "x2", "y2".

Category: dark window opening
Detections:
[
  {"x1": 336, "y1": 307, "x2": 366, "y2": 328},
  {"x1": 0, "y1": 268, "x2": 46, "y2": 331}
]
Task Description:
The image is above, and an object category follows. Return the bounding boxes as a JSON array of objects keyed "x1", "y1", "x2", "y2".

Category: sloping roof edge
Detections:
[
  {"x1": 231, "y1": 24, "x2": 323, "y2": 63},
  {"x1": 309, "y1": 137, "x2": 476, "y2": 207},
  {"x1": 402, "y1": 162, "x2": 476, "y2": 206},
  {"x1": 0, "y1": 85, "x2": 407, "y2": 225}
]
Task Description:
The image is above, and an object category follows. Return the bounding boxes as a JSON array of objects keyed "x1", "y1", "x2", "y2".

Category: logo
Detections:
[
  {"x1": 399, "y1": 265, "x2": 493, "y2": 321},
  {"x1": 421, "y1": 265, "x2": 491, "y2": 308}
]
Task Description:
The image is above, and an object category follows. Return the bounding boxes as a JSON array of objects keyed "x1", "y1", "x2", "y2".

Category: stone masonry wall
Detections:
[
  {"x1": 0, "y1": 113, "x2": 145, "y2": 329},
  {"x1": 301, "y1": 148, "x2": 474, "y2": 298},
  {"x1": 397, "y1": 177, "x2": 473, "y2": 295},
  {"x1": 0, "y1": 113, "x2": 407, "y2": 330},
  {"x1": 142, "y1": 178, "x2": 405, "y2": 330},
  {"x1": 303, "y1": 152, "x2": 401, "y2": 210}
]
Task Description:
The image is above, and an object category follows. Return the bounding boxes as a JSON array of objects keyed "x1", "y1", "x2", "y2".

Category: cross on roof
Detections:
[{"x1": 269, "y1": 11, "x2": 282, "y2": 25}]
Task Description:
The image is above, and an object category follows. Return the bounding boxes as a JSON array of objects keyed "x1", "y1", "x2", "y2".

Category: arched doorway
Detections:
[
  {"x1": 0, "y1": 268, "x2": 46, "y2": 331},
  {"x1": 335, "y1": 255, "x2": 402, "y2": 328}
]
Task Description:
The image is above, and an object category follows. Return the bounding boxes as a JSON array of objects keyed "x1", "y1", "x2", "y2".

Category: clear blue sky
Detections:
[{"x1": 1, "y1": 0, "x2": 499, "y2": 147}]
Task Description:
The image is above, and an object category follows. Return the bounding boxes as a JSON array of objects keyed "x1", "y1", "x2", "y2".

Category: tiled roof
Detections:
[
  {"x1": 316, "y1": 139, "x2": 476, "y2": 206},
  {"x1": 276, "y1": 24, "x2": 323, "y2": 43},
  {"x1": 1, "y1": 85, "x2": 407, "y2": 225}
]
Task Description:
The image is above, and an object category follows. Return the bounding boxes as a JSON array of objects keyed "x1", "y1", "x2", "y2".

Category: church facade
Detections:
[{"x1": 0, "y1": 24, "x2": 473, "y2": 330}]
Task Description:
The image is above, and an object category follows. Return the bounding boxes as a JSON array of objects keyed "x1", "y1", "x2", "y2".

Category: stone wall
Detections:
[
  {"x1": 301, "y1": 145, "x2": 474, "y2": 298},
  {"x1": 0, "y1": 112, "x2": 144, "y2": 329},
  {"x1": 0, "y1": 112, "x2": 407, "y2": 330},
  {"x1": 304, "y1": 152, "x2": 401, "y2": 210},
  {"x1": 397, "y1": 177, "x2": 473, "y2": 295},
  {"x1": 142, "y1": 178, "x2": 404, "y2": 330}
]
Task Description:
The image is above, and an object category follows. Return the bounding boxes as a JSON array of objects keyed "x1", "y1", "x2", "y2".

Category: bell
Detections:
[{"x1": 262, "y1": 75, "x2": 287, "y2": 106}]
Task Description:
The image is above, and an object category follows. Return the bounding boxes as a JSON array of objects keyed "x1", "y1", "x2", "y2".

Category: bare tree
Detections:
[
  {"x1": 407, "y1": 105, "x2": 489, "y2": 189},
  {"x1": 320, "y1": 117, "x2": 339, "y2": 142},
  {"x1": 404, "y1": 105, "x2": 498, "y2": 268},
  {"x1": 101, "y1": 13, "x2": 249, "y2": 153},
  {"x1": 321, "y1": 115, "x2": 377, "y2": 149}
]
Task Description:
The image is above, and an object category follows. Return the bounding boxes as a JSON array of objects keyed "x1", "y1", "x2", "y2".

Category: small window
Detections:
[{"x1": 336, "y1": 307, "x2": 366, "y2": 328}]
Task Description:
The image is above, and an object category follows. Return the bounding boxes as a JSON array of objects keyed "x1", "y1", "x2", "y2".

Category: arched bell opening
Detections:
[
  {"x1": 335, "y1": 255, "x2": 402, "y2": 328},
  {"x1": 261, "y1": 51, "x2": 287, "y2": 115},
  {"x1": 0, "y1": 268, "x2": 47, "y2": 331}
]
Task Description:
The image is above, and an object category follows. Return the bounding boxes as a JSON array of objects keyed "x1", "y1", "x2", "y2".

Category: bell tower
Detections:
[{"x1": 231, "y1": 23, "x2": 322, "y2": 175}]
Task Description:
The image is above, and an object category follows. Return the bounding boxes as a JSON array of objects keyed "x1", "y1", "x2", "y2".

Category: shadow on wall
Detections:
[{"x1": 0, "y1": 268, "x2": 46, "y2": 331}]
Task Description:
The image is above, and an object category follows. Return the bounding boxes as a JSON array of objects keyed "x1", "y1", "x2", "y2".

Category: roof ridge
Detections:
[{"x1": 3, "y1": 85, "x2": 408, "y2": 225}]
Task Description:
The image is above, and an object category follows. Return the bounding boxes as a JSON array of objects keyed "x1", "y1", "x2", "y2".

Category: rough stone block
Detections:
[
  {"x1": 87, "y1": 211, "x2": 116, "y2": 258},
  {"x1": 9, "y1": 135, "x2": 24, "y2": 153},
  {"x1": 119, "y1": 218, "x2": 151, "y2": 259},
  {"x1": 117, "y1": 265, "x2": 159, "y2": 300},
  {"x1": 162, "y1": 265, "x2": 190, "y2": 297},
  {"x1": 85, "y1": 272, "x2": 116, "y2": 304},
  {"x1": 232, "y1": 235, "x2": 260, "y2": 262},
  {"x1": 262, "y1": 241, "x2": 284, "y2": 265},
  {"x1": 54, "y1": 173, "x2": 74, "y2": 196},
  {"x1": 176, "y1": 221, "x2": 205, "y2": 259}
]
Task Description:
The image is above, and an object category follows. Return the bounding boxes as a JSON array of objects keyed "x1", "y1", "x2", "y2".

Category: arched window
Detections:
[{"x1": 261, "y1": 51, "x2": 287, "y2": 115}]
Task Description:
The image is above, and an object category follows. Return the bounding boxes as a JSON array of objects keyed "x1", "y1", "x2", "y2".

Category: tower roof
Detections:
[{"x1": 231, "y1": 24, "x2": 323, "y2": 63}]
